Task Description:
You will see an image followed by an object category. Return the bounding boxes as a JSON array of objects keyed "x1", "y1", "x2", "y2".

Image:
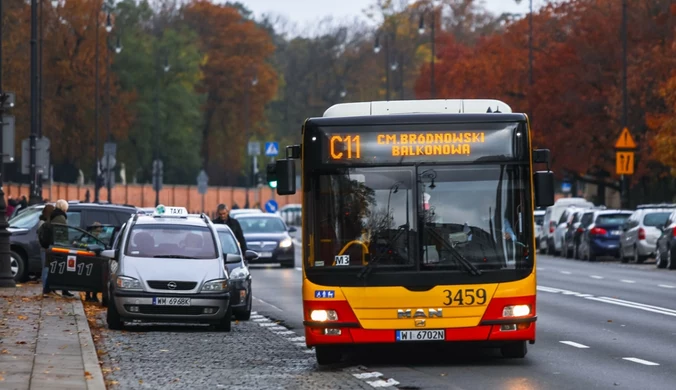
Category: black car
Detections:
[
  {"x1": 232, "y1": 213, "x2": 297, "y2": 268},
  {"x1": 214, "y1": 224, "x2": 256, "y2": 320},
  {"x1": 655, "y1": 210, "x2": 676, "y2": 269},
  {"x1": 9, "y1": 202, "x2": 137, "y2": 282}
]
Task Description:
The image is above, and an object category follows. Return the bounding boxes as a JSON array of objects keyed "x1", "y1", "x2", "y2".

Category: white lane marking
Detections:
[
  {"x1": 560, "y1": 271, "x2": 572, "y2": 275},
  {"x1": 294, "y1": 342, "x2": 307, "y2": 348},
  {"x1": 270, "y1": 326, "x2": 288, "y2": 331},
  {"x1": 253, "y1": 318, "x2": 271, "y2": 322},
  {"x1": 273, "y1": 330, "x2": 295, "y2": 335},
  {"x1": 559, "y1": 341, "x2": 590, "y2": 349},
  {"x1": 288, "y1": 336, "x2": 305, "y2": 342},
  {"x1": 249, "y1": 314, "x2": 264, "y2": 319},
  {"x1": 658, "y1": 284, "x2": 676, "y2": 289},
  {"x1": 590, "y1": 275, "x2": 604, "y2": 279},
  {"x1": 253, "y1": 297, "x2": 283, "y2": 311},
  {"x1": 353, "y1": 372, "x2": 383, "y2": 379},
  {"x1": 536, "y1": 267, "x2": 545, "y2": 271},
  {"x1": 367, "y1": 378, "x2": 400, "y2": 388},
  {"x1": 620, "y1": 279, "x2": 636, "y2": 284},
  {"x1": 622, "y1": 357, "x2": 660, "y2": 366},
  {"x1": 539, "y1": 285, "x2": 676, "y2": 317},
  {"x1": 295, "y1": 267, "x2": 302, "y2": 271},
  {"x1": 259, "y1": 322, "x2": 278, "y2": 327}
]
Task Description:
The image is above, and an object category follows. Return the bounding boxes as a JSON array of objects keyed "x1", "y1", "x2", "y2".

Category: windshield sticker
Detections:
[
  {"x1": 315, "y1": 260, "x2": 325, "y2": 266},
  {"x1": 67, "y1": 255, "x2": 76, "y2": 272},
  {"x1": 334, "y1": 255, "x2": 350, "y2": 266},
  {"x1": 315, "y1": 290, "x2": 335, "y2": 299}
]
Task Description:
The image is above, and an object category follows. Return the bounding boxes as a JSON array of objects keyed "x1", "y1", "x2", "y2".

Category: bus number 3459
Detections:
[{"x1": 443, "y1": 288, "x2": 487, "y2": 306}]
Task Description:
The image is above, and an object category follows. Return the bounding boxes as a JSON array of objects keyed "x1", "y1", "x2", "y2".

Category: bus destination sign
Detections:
[{"x1": 320, "y1": 127, "x2": 516, "y2": 164}]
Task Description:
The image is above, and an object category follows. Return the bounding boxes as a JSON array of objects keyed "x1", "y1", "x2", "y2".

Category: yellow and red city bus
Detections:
[{"x1": 269, "y1": 99, "x2": 554, "y2": 364}]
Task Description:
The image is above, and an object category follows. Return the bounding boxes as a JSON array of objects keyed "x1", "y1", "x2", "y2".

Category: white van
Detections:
[{"x1": 541, "y1": 198, "x2": 595, "y2": 255}]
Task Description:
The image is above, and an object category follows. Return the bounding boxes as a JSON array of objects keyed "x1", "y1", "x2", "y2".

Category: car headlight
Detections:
[
  {"x1": 116, "y1": 276, "x2": 142, "y2": 291},
  {"x1": 201, "y1": 279, "x2": 228, "y2": 292},
  {"x1": 503, "y1": 304, "x2": 531, "y2": 317},
  {"x1": 279, "y1": 238, "x2": 293, "y2": 248},
  {"x1": 229, "y1": 267, "x2": 248, "y2": 280}
]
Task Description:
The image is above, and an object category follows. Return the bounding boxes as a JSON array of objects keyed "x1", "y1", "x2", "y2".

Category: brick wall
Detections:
[{"x1": 4, "y1": 182, "x2": 301, "y2": 212}]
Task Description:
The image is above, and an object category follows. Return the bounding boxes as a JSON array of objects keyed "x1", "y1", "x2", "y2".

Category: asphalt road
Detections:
[{"x1": 250, "y1": 245, "x2": 676, "y2": 390}]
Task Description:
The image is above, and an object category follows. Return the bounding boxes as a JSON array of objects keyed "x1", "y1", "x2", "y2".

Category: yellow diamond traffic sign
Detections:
[{"x1": 615, "y1": 127, "x2": 637, "y2": 149}]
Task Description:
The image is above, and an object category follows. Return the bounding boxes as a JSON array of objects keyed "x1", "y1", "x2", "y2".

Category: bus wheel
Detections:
[
  {"x1": 315, "y1": 346, "x2": 342, "y2": 365},
  {"x1": 501, "y1": 341, "x2": 527, "y2": 358}
]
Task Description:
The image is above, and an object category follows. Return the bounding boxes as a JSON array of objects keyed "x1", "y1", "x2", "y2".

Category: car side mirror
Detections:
[
  {"x1": 101, "y1": 249, "x2": 117, "y2": 259},
  {"x1": 225, "y1": 254, "x2": 242, "y2": 264},
  {"x1": 245, "y1": 250, "x2": 259, "y2": 261},
  {"x1": 288, "y1": 226, "x2": 297, "y2": 233}
]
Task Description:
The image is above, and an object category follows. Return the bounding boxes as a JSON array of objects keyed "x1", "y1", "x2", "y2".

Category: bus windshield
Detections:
[{"x1": 310, "y1": 164, "x2": 532, "y2": 274}]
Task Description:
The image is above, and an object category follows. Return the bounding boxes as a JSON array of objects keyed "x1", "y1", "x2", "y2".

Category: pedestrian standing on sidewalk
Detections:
[
  {"x1": 51, "y1": 200, "x2": 75, "y2": 297},
  {"x1": 37, "y1": 204, "x2": 55, "y2": 297}
]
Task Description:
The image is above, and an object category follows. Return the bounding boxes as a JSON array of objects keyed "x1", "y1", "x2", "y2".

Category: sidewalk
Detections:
[{"x1": 0, "y1": 282, "x2": 105, "y2": 390}]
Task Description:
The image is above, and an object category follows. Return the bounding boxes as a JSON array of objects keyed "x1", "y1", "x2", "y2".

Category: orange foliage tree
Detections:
[
  {"x1": 182, "y1": 0, "x2": 278, "y2": 185},
  {"x1": 415, "y1": 0, "x2": 676, "y2": 193}
]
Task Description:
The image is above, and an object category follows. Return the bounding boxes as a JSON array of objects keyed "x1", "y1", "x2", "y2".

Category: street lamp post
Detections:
[
  {"x1": 93, "y1": 3, "x2": 103, "y2": 203},
  {"x1": 104, "y1": 12, "x2": 120, "y2": 203},
  {"x1": 244, "y1": 73, "x2": 258, "y2": 208},
  {"x1": 418, "y1": 5, "x2": 437, "y2": 99},
  {"x1": 374, "y1": 33, "x2": 392, "y2": 101},
  {"x1": 0, "y1": 0, "x2": 17, "y2": 287},
  {"x1": 29, "y1": 0, "x2": 39, "y2": 204},
  {"x1": 153, "y1": 53, "x2": 170, "y2": 207},
  {"x1": 620, "y1": 0, "x2": 629, "y2": 208}
]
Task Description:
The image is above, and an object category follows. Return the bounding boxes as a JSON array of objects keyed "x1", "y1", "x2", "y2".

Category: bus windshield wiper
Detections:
[
  {"x1": 357, "y1": 224, "x2": 408, "y2": 280},
  {"x1": 425, "y1": 227, "x2": 482, "y2": 276}
]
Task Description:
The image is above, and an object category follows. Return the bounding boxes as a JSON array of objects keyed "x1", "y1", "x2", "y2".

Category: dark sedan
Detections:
[
  {"x1": 214, "y1": 224, "x2": 255, "y2": 320},
  {"x1": 655, "y1": 210, "x2": 676, "y2": 269},
  {"x1": 578, "y1": 210, "x2": 632, "y2": 261},
  {"x1": 233, "y1": 214, "x2": 296, "y2": 268}
]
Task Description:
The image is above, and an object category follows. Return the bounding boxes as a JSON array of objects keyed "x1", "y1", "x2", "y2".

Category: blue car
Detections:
[{"x1": 578, "y1": 210, "x2": 633, "y2": 261}]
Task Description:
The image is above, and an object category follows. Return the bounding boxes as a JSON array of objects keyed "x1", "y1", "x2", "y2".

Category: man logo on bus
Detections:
[{"x1": 397, "y1": 308, "x2": 443, "y2": 318}]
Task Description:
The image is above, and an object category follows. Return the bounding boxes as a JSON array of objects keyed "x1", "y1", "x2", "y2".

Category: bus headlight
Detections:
[
  {"x1": 279, "y1": 238, "x2": 293, "y2": 248},
  {"x1": 503, "y1": 305, "x2": 531, "y2": 317},
  {"x1": 310, "y1": 309, "x2": 338, "y2": 322}
]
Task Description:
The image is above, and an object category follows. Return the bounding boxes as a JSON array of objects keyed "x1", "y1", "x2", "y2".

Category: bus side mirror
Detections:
[
  {"x1": 534, "y1": 171, "x2": 555, "y2": 208},
  {"x1": 275, "y1": 159, "x2": 296, "y2": 196}
]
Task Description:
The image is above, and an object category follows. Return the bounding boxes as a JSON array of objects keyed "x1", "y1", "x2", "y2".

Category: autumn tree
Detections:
[{"x1": 182, "y1": 0, "x2": 278, "y2": 186}]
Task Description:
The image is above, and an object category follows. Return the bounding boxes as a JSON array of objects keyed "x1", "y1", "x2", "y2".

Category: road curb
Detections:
[{"x1": 73, "y1": 300, "x2": 106, "y2": 390}]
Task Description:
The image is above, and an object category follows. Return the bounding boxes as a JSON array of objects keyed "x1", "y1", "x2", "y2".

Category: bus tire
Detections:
[
  {"x1": 501, "y1": 341, "x2": 527, "y2": 358},
  {"x1": 315, "y1": 346, "x2": 342, "y2": 365}
]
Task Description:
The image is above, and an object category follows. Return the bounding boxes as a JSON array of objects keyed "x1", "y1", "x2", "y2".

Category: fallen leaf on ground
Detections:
[
  {"x1": 106, "y1": 380, "x2": 119, "y2": 385},
  {"x1": 102, "y1": 368, "x2": 112, "y2": 373},
  {"x1": 139, "y1": 380, "x2": 144, "y2": 384},
  {"x1": 1, "y1": 349, "x2": 8, "y2": 354},
  {"x1": 0, "y1": 374, "x2": 4, "y2": 381},
  {"x1": 16, "y1": 341, "x2": 26, "y2": 345},
  {"x1": 17, "y1": 315, "x2": 28, "y2": 320},
  {"x1": 85, "y1": 371, "x2": 93, "y2": 380},
  {"x1": 21, "y1": 298, "x2": 31, "y2": 302}
]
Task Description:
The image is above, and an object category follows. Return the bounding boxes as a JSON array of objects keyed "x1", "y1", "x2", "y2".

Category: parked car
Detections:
[
  {"x1": 534, "y1": 209, "x2": 545, "y2": 251},
  {"x1": 562, "y1": 209, "x2": 589, "y2": 258},
  {"x1": 229, "y1": 208, "x2": 263, "y2": 218},
  {"x1": 619, "y1": 204, "x2": 676, "y2": 263},
  {"x1": 214, "y1": 224, "x2": 254, "y2": 320},
  {"x1": 232, "y1": 213, "x2": 297, "y2": 268},
  {"x1": 578, "y1": 210, "x2": 633, "y2": 261},
  {"x1": 8, "y1": 202, "x2": 137, "y2": 282},
  {"x1": 277, "y1": 203, "x2": 301, "y2": 226},
  {"x1": 655, "y1": 209, "x2": 676, "y2": 269},
  {"x1": 542, "y1": 197, "x2": 595, "y2": 255},
  {"x1": 554, "y1": 206, "x2": 588, "y2": 257}
]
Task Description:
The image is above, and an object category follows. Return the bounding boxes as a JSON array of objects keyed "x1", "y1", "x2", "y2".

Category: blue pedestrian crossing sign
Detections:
[
  {"x1": 265, "y1": 142, "x2": 279, "y2": 157},
  {"x1": 265, "y1": 200, "x2": 278, "y2": 213}
]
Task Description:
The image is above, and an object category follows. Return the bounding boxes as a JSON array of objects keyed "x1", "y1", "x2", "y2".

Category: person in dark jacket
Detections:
[
  {"x1": 51, "y1": 200, "x2": 74, "y2": 297},
  {"x1": 212, "y1": 204, "x2": 247, "y2": 251}
]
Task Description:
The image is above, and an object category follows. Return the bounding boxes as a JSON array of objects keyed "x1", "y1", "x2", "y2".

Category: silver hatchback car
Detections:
[{"x1": 103, "y1": 206, "x2": 232, "y2": 331}]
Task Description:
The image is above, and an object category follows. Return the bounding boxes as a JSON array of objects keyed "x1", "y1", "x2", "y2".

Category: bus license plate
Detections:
[
  {"x1": 152, "y1": 297, "x2": 191, "y2": 306},
  {"x1": 396, "y1": 330, "x2": 445, "y2": 341}
]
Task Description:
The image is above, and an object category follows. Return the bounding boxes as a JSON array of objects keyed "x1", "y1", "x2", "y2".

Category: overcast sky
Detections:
[{"x1": 237, "y1": 0, "x2": 546, "y2": 35}]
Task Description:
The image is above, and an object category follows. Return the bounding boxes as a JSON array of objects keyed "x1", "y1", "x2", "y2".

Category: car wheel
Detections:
[
  {"x1": 573, "y1": 244, "x2": 579, "y2": 260},
  {"x1": 106, "y1": 299, "x2": 123, "y2": 330},
  {"x1": 216, "y1": 305, "x2": 232, "y2": 332},
  {"x1": 668, "y1": 249, "x2": 676, "y2": 270},
  {"x1": 234, "y1": 292, "x2": 252, "y2": 321},
  {"x1": 656, "y1": 249, "x2": 667, "y2": 269},
  {"x1": 10, "y1": 250, "x2": 27, "y2": 283},
  {"x1": 547, "y1": 239, "x2": 555, "y2": 255},
  {"x1": 619, "y1": 246, "x2": 628, "y2": 263},
  {"x1": 501, "y1": 341, "x2": 528, "y2": 358},
  {"x1": 315, "y1": 345, "x2": 342, "y2": 365},
  {"x1": 588, "y1": 245, "x2": 596, "y2": 262},
  {"x1": 633, "y1": 247, "x2": 645, "y2": 264},
  {"x1": 280, "y1": 260, "x2": 294, "y2": 268}
]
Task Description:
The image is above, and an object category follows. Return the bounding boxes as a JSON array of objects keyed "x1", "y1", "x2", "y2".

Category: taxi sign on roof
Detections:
[{"x1": 154, "y1": 204, "x2": 188, "y2": 216}]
